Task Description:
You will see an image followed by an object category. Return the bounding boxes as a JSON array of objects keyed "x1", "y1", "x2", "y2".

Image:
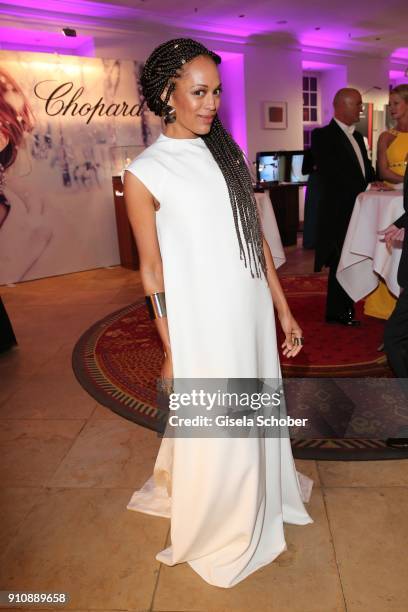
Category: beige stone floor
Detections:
[{"x1": 1, "y1": 248, "x2": 407, "y2": 612}]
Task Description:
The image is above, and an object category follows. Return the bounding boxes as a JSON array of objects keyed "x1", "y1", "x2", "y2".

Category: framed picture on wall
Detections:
[{"x1": 262, "y1": 101, "x2": 287, "y2": 129}]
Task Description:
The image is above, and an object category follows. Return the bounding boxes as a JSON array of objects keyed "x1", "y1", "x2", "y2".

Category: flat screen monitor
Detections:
[{"x1": 256, "y1": 150, "x2": 309, "y2": 185}]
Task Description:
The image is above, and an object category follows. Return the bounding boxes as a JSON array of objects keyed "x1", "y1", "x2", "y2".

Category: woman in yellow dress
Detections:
[{"x1": 364, "y1": 84, "x2": 408, "y2": 319}]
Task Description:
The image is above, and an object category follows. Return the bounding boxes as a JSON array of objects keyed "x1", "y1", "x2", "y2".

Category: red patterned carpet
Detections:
[
  {"x1": 72, "y1": 274, "x2": 408, "y2": 460},
  {"x1": 278, "y1": 275, "x2": 390, "y2": 376}
]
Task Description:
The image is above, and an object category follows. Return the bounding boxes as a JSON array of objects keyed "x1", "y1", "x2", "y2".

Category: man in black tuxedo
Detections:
[
  {"x1": 382, "y1": 164, "x2": 408, "y2": 376},
  {"x1": 312, "y1": 88, "x2": 377, "y2": 325}
]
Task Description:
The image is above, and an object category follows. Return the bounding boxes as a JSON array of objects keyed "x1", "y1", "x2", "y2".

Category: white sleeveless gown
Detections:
[{"x1": 123, "y1": 133, "x2": 313, "y2": 588}]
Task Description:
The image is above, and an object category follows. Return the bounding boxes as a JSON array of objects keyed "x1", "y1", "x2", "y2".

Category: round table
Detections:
[{"x1": 337, "y1": 188, "x2": 405, "y2": 300}]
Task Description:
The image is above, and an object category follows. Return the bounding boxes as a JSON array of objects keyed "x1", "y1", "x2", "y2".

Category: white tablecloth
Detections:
[
  {"x1": 337, "y1": 188, "x2": 405, "y2": 300},
  {"x1": 255, "y1": 191, "x2": 286, "y2": 269}
]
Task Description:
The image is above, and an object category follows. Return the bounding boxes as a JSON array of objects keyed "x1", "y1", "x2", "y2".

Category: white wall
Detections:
[
  {"x1": 302, "y1": 50, "x2": 390, "y2": 108},
  {"x1": 244, "y1": 45, "x2": 303, "y2": 163},
  {"x1": 92, "y1": 28, "x2": 170, "y2": 61},
  {"x1": 320, "y1": 66, "x2": 348, "y2": 125}
]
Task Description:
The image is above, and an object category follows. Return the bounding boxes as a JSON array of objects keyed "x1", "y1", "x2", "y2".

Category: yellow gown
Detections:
[{"x1": 364, "y1": 129, "x2": 408, "y2": 319}]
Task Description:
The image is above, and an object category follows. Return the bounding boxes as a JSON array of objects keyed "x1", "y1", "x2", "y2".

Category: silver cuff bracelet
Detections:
[{"x1": 145, "y1": 291, "x2": 167, "y2": 319}]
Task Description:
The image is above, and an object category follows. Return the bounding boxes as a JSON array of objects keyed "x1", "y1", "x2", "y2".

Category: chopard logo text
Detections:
[{"x1": 34, "y1": 80, "x2": 143, "y2": 124}]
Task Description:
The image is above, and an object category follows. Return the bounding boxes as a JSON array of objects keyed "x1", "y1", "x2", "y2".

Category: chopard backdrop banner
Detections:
[{"x1": 0, "y1": 51, "x2": 161, "y2": 284}]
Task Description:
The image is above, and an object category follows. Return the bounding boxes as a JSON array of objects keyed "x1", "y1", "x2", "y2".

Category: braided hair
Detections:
[{"x1": 138, "y1": 38, "x2": 267, "y2": 279}]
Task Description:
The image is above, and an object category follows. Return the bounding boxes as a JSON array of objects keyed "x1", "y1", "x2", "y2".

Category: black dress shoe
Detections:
[
  {"x1": 326, "y1": 314, "x2": 361, "y2": 326},
  {"x1": 386, "y1": 438, "x2": 408, "y2": 448}
]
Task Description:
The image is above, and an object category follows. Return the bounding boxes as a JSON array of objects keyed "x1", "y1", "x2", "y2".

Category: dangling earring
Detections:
[{"x1": 164, "y1": 105, "x2": 176, "y2": 124}]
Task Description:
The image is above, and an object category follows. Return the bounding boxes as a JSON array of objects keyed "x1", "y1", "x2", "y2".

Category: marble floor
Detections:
[{"x1": 1, "y1": 246, "x2": 407, "y2": 612}]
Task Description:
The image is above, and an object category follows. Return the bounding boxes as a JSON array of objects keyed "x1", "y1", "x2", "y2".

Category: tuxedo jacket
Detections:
[
  {"x1": 311, "y1": 119, "x2": 376, "y2": 271},
  {"x1": 394, "y1": 165, "x2": 408, "y2": 289}
]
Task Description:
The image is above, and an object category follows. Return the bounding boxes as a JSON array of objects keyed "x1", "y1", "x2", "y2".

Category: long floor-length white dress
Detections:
[{"x1": 123, "y1": 132, "x2": 313, "y2": 588}]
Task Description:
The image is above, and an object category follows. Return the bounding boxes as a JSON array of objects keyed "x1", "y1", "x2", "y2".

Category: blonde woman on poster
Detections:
[{"x1": 0, "y1": 67, "x2": 52, "y2": 285}]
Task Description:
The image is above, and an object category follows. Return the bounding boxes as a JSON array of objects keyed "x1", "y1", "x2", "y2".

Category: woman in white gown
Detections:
[{"x1": 123, "y1": 38, "x2": 313, "y2": 588}]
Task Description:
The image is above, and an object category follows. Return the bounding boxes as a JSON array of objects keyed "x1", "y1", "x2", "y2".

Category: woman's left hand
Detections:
[{"x1": 278, "y1": 310, "x2": 304, "y2": 358}]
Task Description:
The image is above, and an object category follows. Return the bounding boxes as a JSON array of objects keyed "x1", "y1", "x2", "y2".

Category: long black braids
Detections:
[{"x1": 138, "y1": 38, "x2": 267, "y2": 279}]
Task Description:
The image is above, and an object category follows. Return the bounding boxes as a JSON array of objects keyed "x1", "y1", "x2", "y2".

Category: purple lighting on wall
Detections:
[
  {"x1": 390, "y1": 70, "x2": 404, "y2": 79},
  {"x1": 302, "y1": 60, "x2": 340, "y2": 71},
  {"x1": 0, "y1": 26, "x2": 94, "y2": 56},
  {"x1": 0, "y1": 0, "x2": 140, "y2": 19},
  {"x1": 301, "y1": 27, "x2": 356, "y2": 51},
  {"x1": 392, "y1": 48, "x2": 408, "y2": 60},
  {"x1": 0, "y1": 0, "x2": 263, "y2": 38},
  {"x1": 216, "y1": 50, "x2": 247, "y2": 155},
  {"x1": 390, "y1": 70, "x2": 408, "y2": 85}
]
